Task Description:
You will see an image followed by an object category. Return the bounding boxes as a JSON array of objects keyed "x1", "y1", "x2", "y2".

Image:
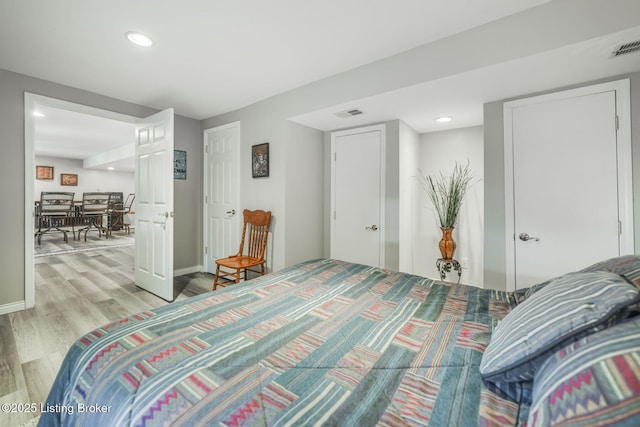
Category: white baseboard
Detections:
[
  {"x1": 0, "y1": 300, "x2": 26, "y2": 315},
  {"x1": 174, "y1": 265, "x2": 204, "y2": 277}
]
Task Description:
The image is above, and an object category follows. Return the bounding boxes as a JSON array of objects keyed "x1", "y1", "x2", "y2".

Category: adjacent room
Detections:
[
  {"x1": 33, "y1": 104, "x2": 136, "y2": 256},
  {"x1": 1, "y1": 1, "x2": 639, "y2": 426}
]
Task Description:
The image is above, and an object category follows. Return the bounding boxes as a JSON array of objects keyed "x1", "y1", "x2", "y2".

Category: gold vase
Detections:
[{"x1": 439, "y1": 227, "x2": 456, "y2": 261}]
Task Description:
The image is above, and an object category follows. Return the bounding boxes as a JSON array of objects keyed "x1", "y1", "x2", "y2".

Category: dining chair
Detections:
[
  {"x1": 108, "y1": 193, "x2": 135, "y2": 236},
  {"x1": 35, "y1": 192, "x2": 75, "y2": 244},
  {"x1": 213, "y1": 209, "x2": 272, "y2": 290},
  {"x1": 78, "y1": 192, "x2": 110, "y2": 241}
]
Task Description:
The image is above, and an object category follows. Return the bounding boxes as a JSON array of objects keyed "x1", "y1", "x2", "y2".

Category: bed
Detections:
[{"x1": 40, "y1": 257, "x2": 640, "y2": 426}]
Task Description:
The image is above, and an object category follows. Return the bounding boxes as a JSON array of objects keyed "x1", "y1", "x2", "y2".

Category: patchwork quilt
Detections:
[{"x1": 40, "y1": 258, "x2": 525, "y2": 426}]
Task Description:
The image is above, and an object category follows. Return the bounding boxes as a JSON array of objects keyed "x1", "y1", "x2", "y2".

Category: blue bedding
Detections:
[{"x1": 40, "y1": 258, "x2": 524, "y2": 426}]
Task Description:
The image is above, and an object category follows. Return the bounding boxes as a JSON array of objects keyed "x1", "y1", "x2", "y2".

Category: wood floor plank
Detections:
[
  {"x1": 94, "y1": 298, "x2": 136, "y2": 323},
  {"x1": 65, "y1": 277, "x2": 111, "y2": 303},
  {"x1": 22, "y1": 353, "x2": 62, "y2": 412},
  {"x1": 9, "y1": 309, "x2": 56, "y2": 365},
  {"x1": 0, "y1": 316, "x2": 22, "y2": 396},
  {"x1": 57, "y1": 296, "x2": 112, "y2": 341},
  {"x1": 0, "y1": 389, "x2": 36, "y2": 426}
]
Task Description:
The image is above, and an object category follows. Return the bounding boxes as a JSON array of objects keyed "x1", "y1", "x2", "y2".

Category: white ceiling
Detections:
[
  {"x1": 33, "y1": 104, "x2": 136, "y2": 171},
  {"x1": 291, "y1": 25, "x2": 640, "y2": 133},
  {"x1": 2, "y1": 0, "x2": 639, "y2": 165},
  {"x1": 0, "y1": 0, "x2": 551, "y2": 119}
]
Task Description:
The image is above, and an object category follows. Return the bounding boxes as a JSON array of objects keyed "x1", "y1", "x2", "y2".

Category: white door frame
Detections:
[
  {"x1": 24, "y1": 93, "x2": 137, "y2": 310},
  {"x1": 330, "y1": 124, "x2": 386, "y2": 267},
  {"x1": 203, "y1": 121, "x2": 241, "y2": 273},
  {"x1": 503, "y1": 79, "x2": 633, "y2": 291}
]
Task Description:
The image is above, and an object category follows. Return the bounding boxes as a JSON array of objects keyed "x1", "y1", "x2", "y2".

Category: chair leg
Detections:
[{"x1": 213, "y1": 265, "x2": 221, "y2": 290}]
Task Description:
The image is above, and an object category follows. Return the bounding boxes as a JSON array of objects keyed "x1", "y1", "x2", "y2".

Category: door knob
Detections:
[
  {"x1": 226, "y1": 209, "x2": 236, "y2": 215},
  {"x1": 519, "y1": 232, "x2": 540, "y2": 242},
  {"x1": 365, "y1": 225, "x2": 379, "y2": 231}
]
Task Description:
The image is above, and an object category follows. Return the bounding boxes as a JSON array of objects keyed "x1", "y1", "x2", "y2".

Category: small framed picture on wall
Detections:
[
  {"x1": 36, "y1": 165, "x2": 54, "y2": 180},
  {"x1": 252, "y1": 142, "x2": 269, "y2": 178},
  {"x1": 60, "y1": 173, "x2": 78, "y2": 186},
  {"x1": 174, "y1": 150, "x2": 187, "y2": 180}
]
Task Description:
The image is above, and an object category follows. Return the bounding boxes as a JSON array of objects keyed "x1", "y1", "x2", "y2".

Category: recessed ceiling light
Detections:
[
  {"x1": 107, "y1": 167, "x2": 115, "y2": 170},
  {"x1": 126, "y1": 31, "x2": 153, "y2": 47},
  {"x1": 435, "y1": 116, "x2": 453, "y2": 123},
  {"x1": 33, "y1": 111, "x2": 45, "y2": 118}
]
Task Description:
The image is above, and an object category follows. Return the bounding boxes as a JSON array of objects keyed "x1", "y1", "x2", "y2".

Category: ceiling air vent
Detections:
[
  {"x1": 334, "y1": 108, "x2": 363, "y2": 119},
  {"x1": 611, "y1": 40, "x2": 640, "y2": 57}
]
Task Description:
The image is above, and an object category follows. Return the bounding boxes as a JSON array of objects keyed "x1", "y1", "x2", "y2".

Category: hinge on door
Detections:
[
  {"x1": 334, "y1": 152, "x2": 337, "y2": 161},
  {"x1": 205, "y1": 246, "x2": 208, "y2": 254},
  {"x1": 205, "y1": 145, "x2": 208, "y2": 153},
  {"x1": 619, "y1": 220, "x2": 622, "y2": 235},
  {"x1": 615, "y1": 115, "x2": 620, "y2": 131},
  {"x1": 205, "y1": 195, "x2": 208, "y2": 203},
  {"x1": 334, "y1": 211, "x2": 336, "y2": 220}
]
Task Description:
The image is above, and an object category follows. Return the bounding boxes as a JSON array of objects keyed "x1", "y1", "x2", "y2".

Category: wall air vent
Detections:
[
  {"x1": 334, "y1": 109, "x2": 363, "y2": 119},
  {"x1": 611, "y1": 40, "x2": 640, "y2": 57}
]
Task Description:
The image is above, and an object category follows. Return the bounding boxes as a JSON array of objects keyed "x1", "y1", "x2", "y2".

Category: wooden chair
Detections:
[
  {"x1": 35, "y1": 192, "x2": 75, "y2": 244},
  {"x1": 213, "y1": 209, "x2": 272, "y2": 290}
]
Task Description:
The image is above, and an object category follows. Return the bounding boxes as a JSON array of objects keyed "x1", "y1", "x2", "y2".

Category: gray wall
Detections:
[
  {"x1": 484, "y1": 72, "x2": 640, "y2": 291},
  {"x1": 0, "y1": 68, "x2": 202, "y2": 307},
  {"x1": 284, "y1": 121, "x2": 324, "y2": 266},
  {"x1": 174, "y1": 114, "x2": 204, "y2": 271},
  {"x1": 201, "y1": 102, "x2": 325, "y2": 273}
]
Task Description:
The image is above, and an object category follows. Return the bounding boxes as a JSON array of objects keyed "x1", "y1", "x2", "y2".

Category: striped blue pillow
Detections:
[
  {"x1": 579, "y1": 254, "x2": 640, "y2": 289},
  {"x1": 528, "y1": 316, "x2": 640, "y2": 426},
  {"x1": 480, "y1": 271, "x2": 639, "y2": 385}
]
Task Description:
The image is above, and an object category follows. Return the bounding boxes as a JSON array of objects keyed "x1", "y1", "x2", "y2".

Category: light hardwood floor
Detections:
[{"x1": 0, "y1": 245, "x2": 213, "y2": 426}]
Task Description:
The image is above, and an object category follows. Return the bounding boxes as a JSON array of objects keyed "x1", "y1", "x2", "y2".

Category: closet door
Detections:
[
  {"x1": 504, "y1": 80, "x2": 633, "y2": 290},
  {"x1": 330, "y1": 124, "x2": 385, "y2": 267}
]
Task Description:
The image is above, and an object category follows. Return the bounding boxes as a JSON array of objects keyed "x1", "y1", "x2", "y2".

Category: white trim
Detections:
[
  {"x1": 173, "y1": 265, "x2": 204, "y2": 276},
  {"x1": 24, "y1": 93, "x2": 137, "y2": 310},
  {"x1": 503, "y1": 79, "x2": 634, "y2": 291},
  {"x1": 0, "y1": 301, "x2": 26, "y2": 316},
  {"x1": 615, "y1": 80, "x2": 634, "y2": 255},
  {"x1": 330, "y1": 124, "x2": 386, "y2": 268},
  {"x1": 202, "y1": 121, "x2": 241, "y2": 274}
]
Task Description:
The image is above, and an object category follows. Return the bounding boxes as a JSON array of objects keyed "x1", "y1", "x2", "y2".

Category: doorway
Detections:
[
  {"x1": 503, "y1": 79, "x2": 633, "y2": 290},
  {"x1": 330, "y1": 124, "x2": 386, "y2": 267},
  {"x1": 24, "y1": 93, "x2": 138, "y2": 308}
]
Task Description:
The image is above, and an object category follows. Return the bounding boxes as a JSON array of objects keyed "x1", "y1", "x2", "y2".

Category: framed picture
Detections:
[
  {"x1": 174, "y1": 150, "x2": 187, "y2": 180},
  {"x1": 252, "y1": 142, "x2": 269, "y2": 178},
  {"x1": 36, "y1": 165, "x2": 54, "y2": 180},
  {"x1": 60, "y1": 173, "x2": 78, "y2": 186}
]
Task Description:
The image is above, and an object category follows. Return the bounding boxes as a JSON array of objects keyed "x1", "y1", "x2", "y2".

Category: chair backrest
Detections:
[
  {"x1": 238, "y1": 209, "x2": 271, "y2": 260},
  {"x1": 82, "y1": 192, "x2": 110, "y2": 214},
  {"x1": 123, "y1": 193, "x2": 135, "y2": 210},
  {"x1": 40, "y1": 192, "x2": 74, "y2": 215},
  {"x1": 107, "y1": 192, "x2": 122, "y2": 210}
]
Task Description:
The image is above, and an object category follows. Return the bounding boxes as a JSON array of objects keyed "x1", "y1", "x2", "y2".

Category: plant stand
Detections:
[{"x1": 436, "y1": 258, "x2": 462, "y2": 283}]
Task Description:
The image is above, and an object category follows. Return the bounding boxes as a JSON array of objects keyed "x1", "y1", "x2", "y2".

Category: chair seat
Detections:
[
  {"x1": 216, "y1": 255, "x2": 264, "y2": 269},
  {"x1": 213, "y1": 209, "x2": 272, "y2": 290}
]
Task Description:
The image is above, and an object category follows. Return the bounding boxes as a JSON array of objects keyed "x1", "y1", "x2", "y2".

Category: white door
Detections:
[
  {"x1": 135, "y1": 108, "x2": 174, "y2": 301},
  {"x1": 331, "y1": 124, "x2": 385, "y2": 267},
  {"x1": 505, "y1": 80, "x2": 633, "y2": 290},
  {"x1": 204, "y1": 123, "x2": 240, "y2": 273}
]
